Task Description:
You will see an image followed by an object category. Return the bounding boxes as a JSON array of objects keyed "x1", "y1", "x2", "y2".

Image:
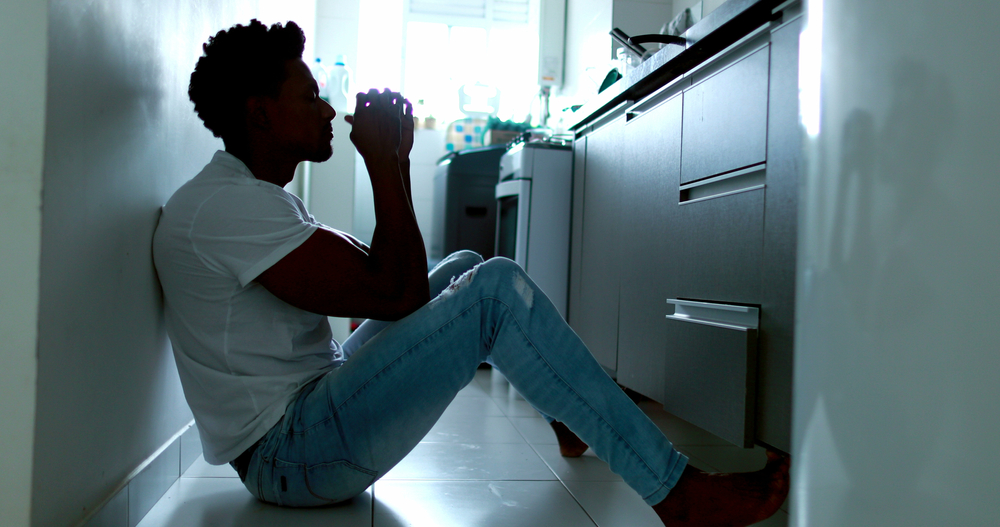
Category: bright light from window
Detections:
[
  {"x1": 450, "y1": 26, "x2": 489, "y2": 84},
  {"x1": 357, "y1": 0, "x2": 404, "y2": 95},
  {"x1": 403, "y1": 18, "x2": 539, "y2": 124},
  {"x1": 361, "y1": 0, "x2": 541, "y2": 126},
  {"x1": 487, "y1": 24, "x2": 539, "y2": 121},
  {"x1": 404, "y1": 22, "x2": 450, "y2": 114}
]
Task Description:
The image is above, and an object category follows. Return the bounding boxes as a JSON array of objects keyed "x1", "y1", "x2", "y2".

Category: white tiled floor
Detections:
[{"x1": 137, "y1": 368, "x2": 789, "y2": 527}]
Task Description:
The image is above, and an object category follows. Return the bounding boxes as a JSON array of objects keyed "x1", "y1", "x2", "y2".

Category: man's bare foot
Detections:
[
  {"x1": 550, "y1": 421, "x2": 589, "y2": 457},
  {"x1": 652, "y1": 450, "x2": 790, "y2": 526}
]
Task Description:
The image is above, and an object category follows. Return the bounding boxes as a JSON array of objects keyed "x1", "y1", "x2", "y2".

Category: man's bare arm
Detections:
[
  {"x1": 256, "y1": 89, "x2": 429, "y2": 321},
  {"x1": 397, "y1": 100, "x2": 417, "y2": 216}
]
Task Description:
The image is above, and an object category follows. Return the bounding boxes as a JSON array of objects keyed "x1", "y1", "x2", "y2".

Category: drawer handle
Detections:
[
  {"x1": 666, "y1": 299, "x2": 760, "y2": 331},
  {"x1": 679, "y1": 163, "x2": 766, "y2": 204}
]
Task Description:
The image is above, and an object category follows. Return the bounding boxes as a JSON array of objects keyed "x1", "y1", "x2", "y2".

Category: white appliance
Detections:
[
  {"x1": 495, "y1": 140, "x2": 573, "y2": 318},
  {"x1": 793, "y1": 0, "x2": 1000, "y2": 525},
  {"x1": 538, "y1": 0, "x2": 567, "y2": 87}
]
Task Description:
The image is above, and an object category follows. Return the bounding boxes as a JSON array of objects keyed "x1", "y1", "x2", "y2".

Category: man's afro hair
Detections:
[{"x1": 188, "y1": 20, "x2": 306, "y2": 139}]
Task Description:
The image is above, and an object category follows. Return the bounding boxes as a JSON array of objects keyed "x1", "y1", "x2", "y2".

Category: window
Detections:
[
  {"x1": 403, "y1": 0, "x2": 539, "y2": 124},
  {"x1": 409, "y1": 0, "x2": 531, "y2": 24}
]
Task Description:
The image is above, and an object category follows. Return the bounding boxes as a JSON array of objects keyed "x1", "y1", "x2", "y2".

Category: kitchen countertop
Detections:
[{"x1": 567, "y1": 0, "x2": 792, "y2": 132}]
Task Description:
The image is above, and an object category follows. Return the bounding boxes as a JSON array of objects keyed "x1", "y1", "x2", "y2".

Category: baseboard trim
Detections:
[{"x1": 77, "y1": 420, "x2": 200, "y2": 527}]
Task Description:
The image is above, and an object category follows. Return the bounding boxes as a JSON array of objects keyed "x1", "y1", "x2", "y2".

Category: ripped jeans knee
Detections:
[{"x1": 429, "y1": 257, "x2": 537, "y2": 311}]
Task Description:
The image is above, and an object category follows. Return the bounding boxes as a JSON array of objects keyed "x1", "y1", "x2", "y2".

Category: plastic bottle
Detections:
[
  {"x1": 326, "y1": 54, "x2": 352, "y2": 112},
  {"x1": 311, "y1": 58, "x2": 330, "y2": 101}
]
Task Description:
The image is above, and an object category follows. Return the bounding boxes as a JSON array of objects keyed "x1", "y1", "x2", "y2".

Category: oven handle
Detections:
[{"x1": 495, "y1": 179, "x2": 530, "y2": 200}]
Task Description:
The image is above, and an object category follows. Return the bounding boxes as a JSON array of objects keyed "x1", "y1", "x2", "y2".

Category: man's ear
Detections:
[{"x1": 246, "y1": 96, "x2": 270, "y2": 130}]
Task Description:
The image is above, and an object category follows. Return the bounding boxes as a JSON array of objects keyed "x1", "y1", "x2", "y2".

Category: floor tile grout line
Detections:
[
  {"x1": 394, "y1": 370, "x2": 574, "y2": 525},
  {"x1": 504, "y1": 404, "x2": 550, "y2": 447},
  {"x1": 556, "y1": 483, "x2": 602, "y2": 527},
  {"x1": 523, "y1": 441, "x2": 603, "y2": 526}
]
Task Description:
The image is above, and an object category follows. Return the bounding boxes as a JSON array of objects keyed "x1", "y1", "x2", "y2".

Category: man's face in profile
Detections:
[{"x1": 263, "y1": 59, "x2": 336, "y2": 163}]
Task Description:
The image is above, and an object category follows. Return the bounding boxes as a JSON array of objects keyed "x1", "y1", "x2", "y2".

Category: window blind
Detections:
[
  {"x1": 493, "y1": 0, "x2": 529, "y2": 23},
  {"x1": 409, "y1": 0, "x2": 530, "y2": 24}
]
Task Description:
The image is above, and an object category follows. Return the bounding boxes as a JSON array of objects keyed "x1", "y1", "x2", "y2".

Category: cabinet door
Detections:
[
  {"x1": 681, "y1": 46, "x2": 770, "y2": 184},
  {"x1": 568, "y1": 136, "x2": 587, "y2": 327},
  {"x1": 755, "y1": 15, "x2": 803, "y2": 453},
  {"x1": 616, "y1": 94, "x2": 683, "y2": 403},
  {"x1": 571, "y1": 117, "x2": 625, "y2": 374}
]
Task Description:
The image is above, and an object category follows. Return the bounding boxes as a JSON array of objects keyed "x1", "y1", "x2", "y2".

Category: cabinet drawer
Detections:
[
  {"x1": 681, "y1": 46, "x2": 770, "y2": 184},
  {"x1": 662, "y1": 300, "x2": 759, "y2": 447},
  {"x1": 675, "y1": 181, "x2": 765, "y2": 304}
]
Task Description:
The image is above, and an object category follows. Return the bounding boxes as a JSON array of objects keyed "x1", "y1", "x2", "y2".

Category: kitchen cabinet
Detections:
[
  {"x1": 571, "y1": 113, "x2": 626, "y2": 375},
  {"x1": 616, "y1": 90, "x2": 683, "y2": 403},
  {"x1": 754, "y1": 13, "x2": 802, "y2": 451},
  {"x1": 568, "y1": 0, "x2": 802, "y2": 452}
]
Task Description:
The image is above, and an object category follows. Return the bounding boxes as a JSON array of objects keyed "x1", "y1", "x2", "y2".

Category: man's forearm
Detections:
[
  {"x1": 399, "y1": 159, "x2": 416, "y2": 218},
  {"x1": 366, "y1": 156, "x2": 429, "y2": 311}
]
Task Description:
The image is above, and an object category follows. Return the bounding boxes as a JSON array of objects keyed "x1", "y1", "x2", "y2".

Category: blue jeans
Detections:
[
  {"x1": 240, "y1": 251, "x2": 688, "y2": 507},
  {"x1": 344, "y1": 252, "x2": 555, "y2": 423}
]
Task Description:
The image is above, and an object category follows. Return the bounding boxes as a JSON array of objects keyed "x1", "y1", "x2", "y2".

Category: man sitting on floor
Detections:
[{"x1": 153, "y1": 19, "x2": 789, "y2": 525}]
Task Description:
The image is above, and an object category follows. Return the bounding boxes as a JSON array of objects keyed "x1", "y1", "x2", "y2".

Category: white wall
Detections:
[
  {"x1": 410, "y1": 129, "x2": 449, "y2": 258},
  {"x1": 314, "y1": 0, "x2": 359, "y2": 70},
  {"x1": 794, "y1": 0, "x2": 1000, "y2": 524},
  {"x1": 672, "y1": 0, "x2": 724, "y2": 19},
  {"x1": 349, "y1": 128, "x2": 446, "y2": 261},
  {"x1": 562, "y1": 0, "x2": 614, "y2": 101},
  {"x1": 0, "y1": 1, "x2": 47, "y2": 525},
  {"x1": 310, "y1": 0, "x2": 361, "y2": 341},
  {"x1": 612, "y1": 0, "x2": 673, "y2": 41},
  {"x1": 310, "y1": 117, "x2": 357, "y2": 342},
  {"x1": 560, "y1": 0, "x2": 673, "y2": 104},
  {"x1": 350, "y1": 0, "x2": 405, "y2": 249},
  {"x1": 24, "y1": 1, "x2": 314, "y2": 525}
]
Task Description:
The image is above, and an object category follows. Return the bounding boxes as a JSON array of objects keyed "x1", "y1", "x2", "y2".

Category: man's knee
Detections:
[
  {"x1": 433, "y1": 251, "x2": 484, "y2": 276},
  {"x1": 447, "y1": 250, "x2": 484, "y2": 266},
  {"x1": 478, "y1": 258, "x2": 535, "y2": 308},
  {"x1": 429, "y1": 251, "x2": 485, "y2": 289},
  {"x1": 440, "y1": 257, "x2": 518, "y2": 294},
  {"x1": 476, "y1": 257, "x2": 527, "y2": 286},
  {"x1": 430, "y1": 257, "x2": 534, "y2": 310}
]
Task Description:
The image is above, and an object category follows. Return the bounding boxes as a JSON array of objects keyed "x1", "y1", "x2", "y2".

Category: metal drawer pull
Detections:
[
  {"x1": 666, "y1": 299, "x2": 760, "y2": 331},
  {"x1": 679, "y1": 163, "x2": 766, "y2": 204}
]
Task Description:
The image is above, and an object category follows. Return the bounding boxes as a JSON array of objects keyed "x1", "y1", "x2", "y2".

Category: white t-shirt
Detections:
[{"x1": 153, "y1": 150, "x2": 343, "y2": 465}]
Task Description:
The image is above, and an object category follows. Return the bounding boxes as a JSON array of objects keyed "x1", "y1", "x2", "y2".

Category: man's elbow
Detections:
[
  {"x1": 378, "y1": 299, "x2": 426, "y2": 321},
  {"x1": 375, "y1": 282, "x2": 429, "y2": 321},
  {"x1": 397, "y1": 287, "x2": 430, "y2": 319}
]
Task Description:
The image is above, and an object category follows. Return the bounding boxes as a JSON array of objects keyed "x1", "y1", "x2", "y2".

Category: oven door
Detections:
[{"x1": 494, "y1": 179, "x2": 531, "y2": 268}]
